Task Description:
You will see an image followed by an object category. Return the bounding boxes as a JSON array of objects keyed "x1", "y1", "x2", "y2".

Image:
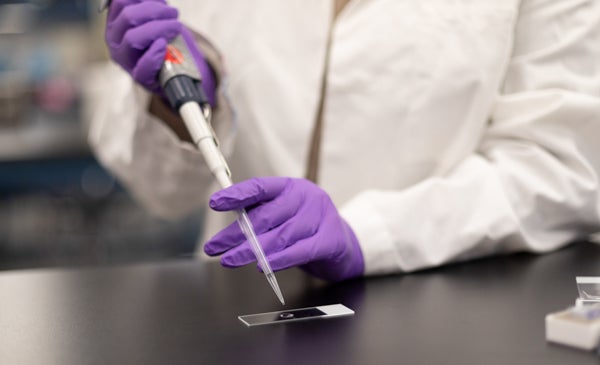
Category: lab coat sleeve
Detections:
[
  {"x1": 340, "y1": 0, "x2": 600, "y2": 275},
  {"x1": 85, "y1": 32, "x2": 235, "y2": 219}
]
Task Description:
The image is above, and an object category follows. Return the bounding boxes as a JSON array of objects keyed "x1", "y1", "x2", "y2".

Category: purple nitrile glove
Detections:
[
  {"x1": 204, "y1": 177, "x2": 365, "y2": 282},
  {"x1": 105, "y1": 0, "x2": 216, "y2": 105}
]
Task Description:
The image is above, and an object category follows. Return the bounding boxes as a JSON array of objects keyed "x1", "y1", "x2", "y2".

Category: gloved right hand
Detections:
[{"x1": 105, "y1": 0, "x2": 216, "y2": 104}]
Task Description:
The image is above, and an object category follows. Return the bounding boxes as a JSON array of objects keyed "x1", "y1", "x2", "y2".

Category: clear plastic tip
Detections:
[{"x1": 236, "y1": 209, "x2": 285, "y2": 305}]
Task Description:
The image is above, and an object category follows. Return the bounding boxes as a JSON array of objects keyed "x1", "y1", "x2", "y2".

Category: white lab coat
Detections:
[{"x1": 87, "y1": 0, "x2": 600, "y2": 275}]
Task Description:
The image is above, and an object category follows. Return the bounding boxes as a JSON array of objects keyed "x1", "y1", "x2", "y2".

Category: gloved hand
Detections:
[
  {"x1": 105, "y1": 0, "x2": 216, "y2": 104},
  {"x1": 204, "y1": 177, "x2": 365, "y2": 282}
]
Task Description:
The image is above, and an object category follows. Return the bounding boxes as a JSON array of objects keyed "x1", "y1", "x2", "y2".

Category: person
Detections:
[{"x1": 87, "y1": 0, "x2": 600, "y2": 281}]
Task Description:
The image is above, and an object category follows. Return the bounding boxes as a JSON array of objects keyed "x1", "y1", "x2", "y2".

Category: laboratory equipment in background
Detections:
[
  {"x1": 0, "y1": 0, "x2": 99, "y2": 157},
  {"x1": 0, "y1": 0, "x2": 202, "y2": 270},
  {"x1": 545, "y1": 277, "x2": 600, "y2": 351}
]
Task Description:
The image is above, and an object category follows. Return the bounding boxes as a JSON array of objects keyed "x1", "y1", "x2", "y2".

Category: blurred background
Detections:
[{"x1": 0, "y1": 0, "x2": 202, "y2": 270}]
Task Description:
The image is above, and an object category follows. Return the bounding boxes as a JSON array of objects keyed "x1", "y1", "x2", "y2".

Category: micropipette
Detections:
[
  {"x1": 100, "y1": 0, "x2": 284, "y2": 305},
  {"x1": 161, "y1": 38, "x2": 285, "y2": 306}
]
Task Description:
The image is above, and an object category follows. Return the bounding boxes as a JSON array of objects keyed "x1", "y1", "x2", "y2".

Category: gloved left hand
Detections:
[{"x1": 204, "y1": 177, "x2": 365, "y2": 282}]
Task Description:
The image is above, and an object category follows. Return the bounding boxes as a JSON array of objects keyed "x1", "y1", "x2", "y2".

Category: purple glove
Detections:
[
  {"x1": 105, "y1": 0, "x2": 216, "y2": 104},
  {"x1": 204, "y1": 177, "x2": 365, "y2": 282}
]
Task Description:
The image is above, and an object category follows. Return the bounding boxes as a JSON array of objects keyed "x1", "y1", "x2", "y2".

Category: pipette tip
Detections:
[{"x1": 267, "y1": 272, "x2": 285, "y2": 305}]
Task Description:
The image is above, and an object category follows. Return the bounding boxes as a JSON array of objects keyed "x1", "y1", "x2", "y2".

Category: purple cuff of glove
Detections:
[
  {"x1": 180, "y1": 27, "x2": 217, "y2": 107},
  {"x1": 343, "y1": 224, "x2": 366, "y2": 279},
  {"x1": 308, "y1": 219, "x2": 365, "y2": 281}
]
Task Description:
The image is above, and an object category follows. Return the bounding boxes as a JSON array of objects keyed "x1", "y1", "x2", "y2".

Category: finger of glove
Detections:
[
  {"x1": 205, "y1": 189, "x2": 304, "y2": 255},
  {"x1": 132, "y1": 37, "x2": 168, "y2": 92},
  {"x1": 219, "y1": 216, "x2": 318, "y2": 267},
  {"x1": 209, "y1": 177, "x2": 289, "y2": 211},
  {"x1": 208, "y1": 180, "x2": 320, "y2": 259},
  {"x1": 263, "y1": 236, "x2": 322, "y2": 272},
  {"x1": 265, "y1": 212, "x2": 348, "y2": 272},
  {"x1": 107, "y1": 1, "x2": 178, "y2": 46},
  {"x1": 180, "y1": 27, "x2": 217, "y2": 106},
  {"x1": 204, "y1": 201, "x2": 297, "y2": 255},
  {"x1": 203, "y1": 219, "x2": 244, "y2": 256},
  {"x1": 112, "y1": 19, "x2": 181, "y2": 71},
  {"x1": 107, "y1": 0, "x2": 166, "y2": 24},
  {"x1": 220, "y1": 241, "x2": 256, "y2": 268}
]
